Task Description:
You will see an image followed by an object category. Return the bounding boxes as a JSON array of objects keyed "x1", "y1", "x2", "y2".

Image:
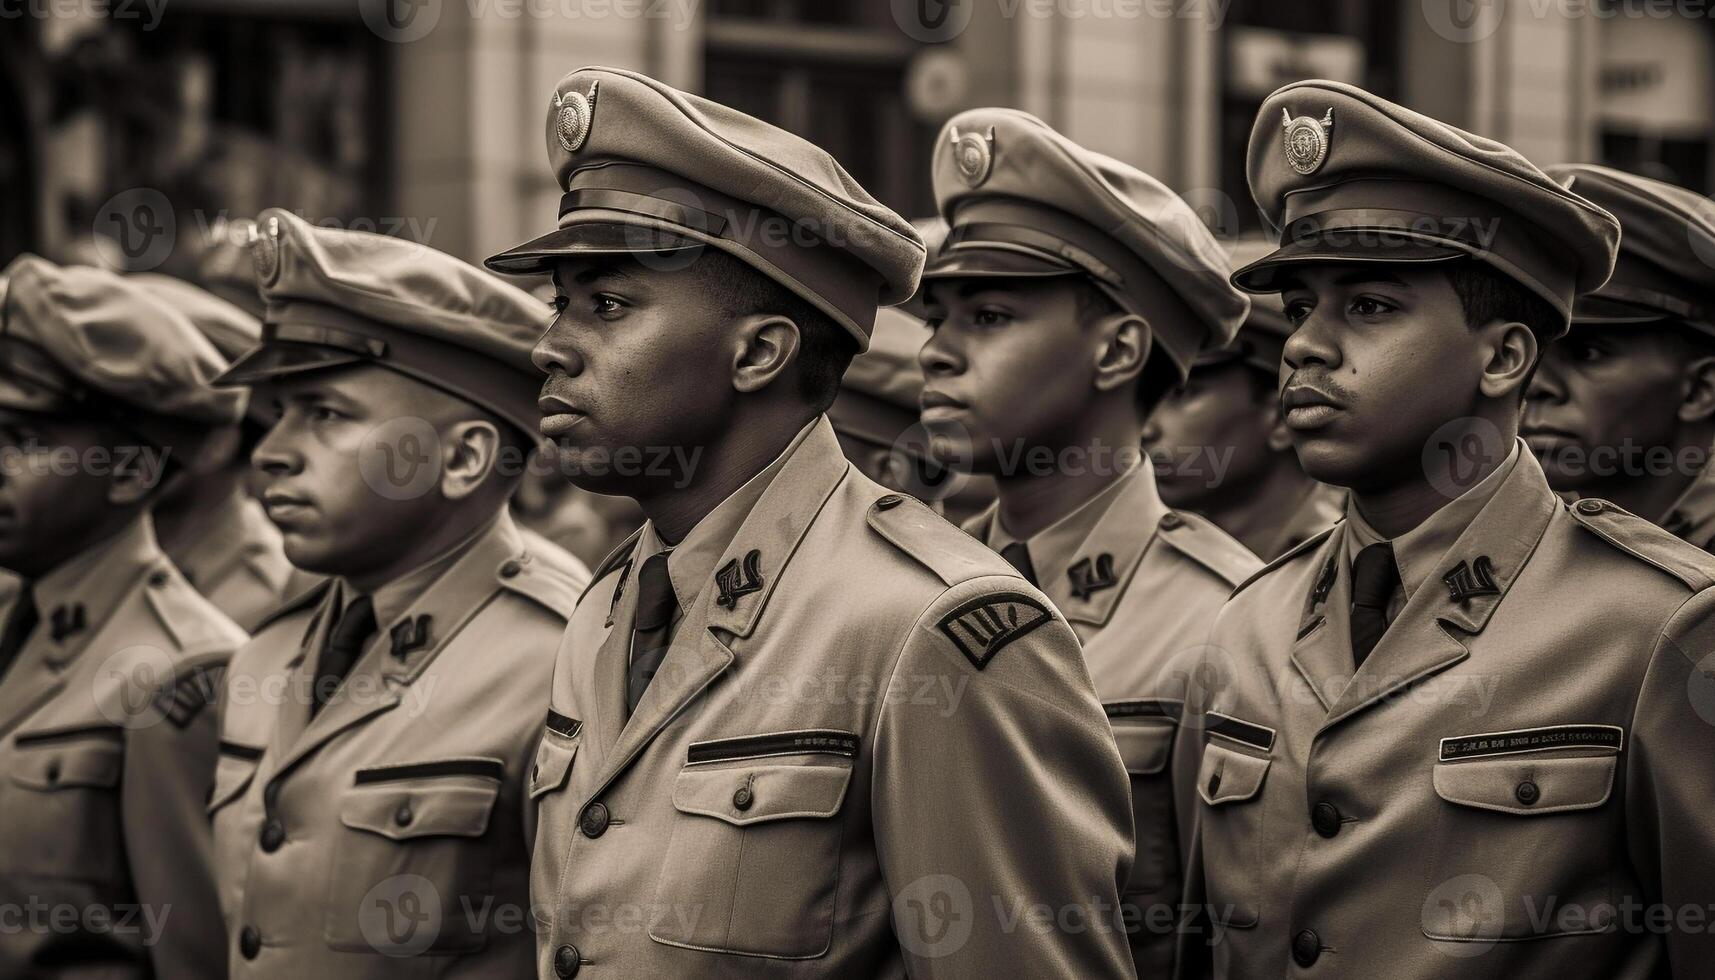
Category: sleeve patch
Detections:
[
  {"x1": 936, "y1": 592, "x2": 1052, "y2": 670},
  {"x1": 154, "y1": 663, "x2": 229, "y2": 729}
]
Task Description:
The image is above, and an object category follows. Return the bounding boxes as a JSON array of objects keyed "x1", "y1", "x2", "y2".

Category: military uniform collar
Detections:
[
  {"x1": 634, "y1": 416, "x2": 816, "y2": 617},
  {"x1": 979, "y1": 457, "x2": 1167, "y2": 626},
  {"x1": 32, "y1": 513, "x2": 164, "y2": 665},
  {"x1": 1344, "y1": 441, "x2": 1519, "y2": 608},
  {"x1": 1659, "y1": 450, "x2": 1715, "y2": 549}
]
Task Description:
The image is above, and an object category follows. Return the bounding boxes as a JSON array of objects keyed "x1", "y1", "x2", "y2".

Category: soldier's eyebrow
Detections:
[
  {"x1": 1332, "y1": 270, "x2": 1414, "y2": 289},
  {"x1": 571, "y1": 261, "x2": 642, "y2": 287}
]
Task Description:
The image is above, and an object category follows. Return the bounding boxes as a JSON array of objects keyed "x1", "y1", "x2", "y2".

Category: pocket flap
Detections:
[
  {"x1": 1112, "y1": 721, "x2": 1175, "y2": 776},
  {"x1": 9, "y1": 732, "x2": 123, "y2": 790},
  {"x1": 1433, "y1": 754, "x2": 1616, "y2": 815},
  {"x1": 339, "y1": 766, "x2": 502, "y2": 840},
  {"x1": 1198, "y1": 740, "x2": 1271, "y2": 806},
  {"x1": 529, "y1": 730, "x2": 580, "y2": 800},
  {"x1": 673, "y1": 759, "x2": 852, "y2": 826}
]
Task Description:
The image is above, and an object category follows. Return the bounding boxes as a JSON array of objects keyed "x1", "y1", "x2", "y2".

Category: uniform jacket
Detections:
[
  {"x1": 530, "y1": 417, "x2": 1136, "y2": 979},
  {"x1": 965, "y1": 459, "x2": 1259, "y2": 978},
  {"x1": 211, "y1": 512, "x2": 584, "y2": 978},
  {"x1": 168, "y1": 491, "x2": 315, "y2": 632},
  {"x1": 1252, "y1": 482, "x2": 1346, "y2": 563},
  {"x1": 1659, "y1": 458, "x2": 1715, "y2": 554},
  {"x1": 0, "y1": 514, "x2": 245, "y2": 980},
  {"x1": 1178, "y1": 447, "x2": 1715, "y2": 979}
]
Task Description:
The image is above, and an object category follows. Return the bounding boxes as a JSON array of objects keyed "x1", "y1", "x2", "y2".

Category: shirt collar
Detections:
[
  {"x1": 637, "y1": 416, "x2": 819, "y2": 614},
  {"x1": 984, "y1": 457, "x2": 1160, "y2": 587},
  {"x1": 1345, "y1": 440, "x2": 1521, "y2": 601}
]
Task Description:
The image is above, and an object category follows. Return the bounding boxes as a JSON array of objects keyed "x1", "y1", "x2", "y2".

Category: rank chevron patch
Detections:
[{"x1": 937, "y1": 592, "x2": 1053, "y2": 670}]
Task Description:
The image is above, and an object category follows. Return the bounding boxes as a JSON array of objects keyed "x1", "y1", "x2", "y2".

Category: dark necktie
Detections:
[
  {"x1": 1000, "y1": 541, "x2": 1038, "y2": 587},
  {"x1": 626, "y1": 552, "x2": 679, "y2": 714},
  {"x1": 1349, "y1": 543, "x2": 1400, "y2": 670},
  {"x1": 0, "y1": 583, "x2": 38, "y2": 684},
  {"x1": 312, "y1": 594, "x2": 377, "y2": 717}
]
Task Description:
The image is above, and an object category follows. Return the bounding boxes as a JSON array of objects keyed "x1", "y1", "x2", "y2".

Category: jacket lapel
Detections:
[
  {"x1": 587, "y1": 418, "x2": 849, "y2": 797},
  {"x1": 1289, "y1": 526, "x2": 1356, "y2": 712},
  {"x1": 590, "y1": 550, "x2": 640, "y2": 756},
  {"x1": 1048, "y1": 464, "x2": 1166, "y2": 628},
  {"x1": 1318, "y1": 451, "x2": 1556, "y2": 730},
  {"x1": 270, "y1": 518, "x2": 521, "y2": 780}
]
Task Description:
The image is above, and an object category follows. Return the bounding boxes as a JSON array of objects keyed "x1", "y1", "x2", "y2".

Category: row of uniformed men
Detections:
[{"x1": 1, "y1": 65, "x2": 1713, "y2": 980}]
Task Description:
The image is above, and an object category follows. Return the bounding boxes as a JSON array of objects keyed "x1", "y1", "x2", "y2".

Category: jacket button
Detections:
[
  {"x1": 1292, "y1": 928, "x2": 1321, "y2": 967},
  {"x1": 580, "y1": 802, "x2": 610, "y2": 838},
  {"x1": 875, "y1": 494, "x2": 903, "y2": 510},
  {"x1": 553, "y1": 943, "x2": 581, "y2": 977},
  {"x1": 44, "y1": 761, "x2": 60, "y2": 785},
  {"x1": 394, "y1": 802, "x2": 414, "y2": 827},
  {"x1": 500, "y1": 559, "x2": 523, "y2": 578},
  {"x1": 1160, "y1": 512, "x2": 1184, "y2": 530},
  {"x1": 1207, "y1": 770, "x2": 1222, "y2": 795},
  {"x1": 239, "y1": 925, "x2": 262, "y2": 959},
  {"x1": 733, "y1": 785, "x2": 754, "y2": 811},
  {"x1": 1576, "y1": 498, "x2": 1604, "y2": 515},
  {"x1": 148, "y1": 571, "x2": 168, "y2": 587},
  {"x1": 1515, "y1": 780, "x2": 1540, "y2": 806},
  {"x1": 259, "y1": 819, "x2": 286, "y2": 852},
  {"x1": 1311, "y1": 802, "x2": 1342, "y2": 838}
]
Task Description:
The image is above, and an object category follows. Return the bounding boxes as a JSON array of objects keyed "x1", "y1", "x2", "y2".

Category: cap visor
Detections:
[
  {"x1": 213, "y1": 343, "x2": 366, "y2": 387},
  {"x1": 921, "y1": 245, "x2": 1083, "y2": 282},
  {"x1": 1231, "y1": 238, "x2": 1465, "y2": 293},
  {"x1": 485, "y1": 221, "x2": 702, "y2": 276},
  {"x1": 1572, "y1": 293, "x2": 1679, "y2": 326}
]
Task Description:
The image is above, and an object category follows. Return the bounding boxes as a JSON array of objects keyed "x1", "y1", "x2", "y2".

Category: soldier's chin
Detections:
[{"x1": 1288, "y1": 436, "x2": 1370, "y2": 491}]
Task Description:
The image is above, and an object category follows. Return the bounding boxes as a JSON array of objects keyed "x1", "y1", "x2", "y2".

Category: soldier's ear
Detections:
[
  {"x1": 730, "y1": 314, "x2": 800, "y2": 395},
  {"x1": 1678, "y1": 355, "x2": 1715, "y2": 424},
  {"x1": 1093, "y1": 314, "x2": 1150, "y2": 393},
  {"x1": 439, "y1": 419, "x2": 502, "y2": 501},
  {"x1": 1475, "y1": 319, "x2": 1537, "y2": 401}
]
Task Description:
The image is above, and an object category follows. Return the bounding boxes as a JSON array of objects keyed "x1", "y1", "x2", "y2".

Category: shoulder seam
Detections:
[{"x1": 1231, "y1": 522, "x2": 1339, "y2": 597}]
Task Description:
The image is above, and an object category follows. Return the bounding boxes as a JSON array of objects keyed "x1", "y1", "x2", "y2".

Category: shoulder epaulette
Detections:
[
  {"x1": 1568, "y1": 498, "x2": 1715, "y2": 592},
  {"x1": 1154, "y1": 510, "x2": 1264, "y2": 588},
  {"x1": 867, "y1": 493, "x2": 1011, "y2": 587}
]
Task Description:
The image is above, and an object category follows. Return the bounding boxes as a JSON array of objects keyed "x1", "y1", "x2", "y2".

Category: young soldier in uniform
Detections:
[
  {"x1": 1145, "y1": 274, "x2": 1345, "y2": 560},
  {"x1": 0, "y1": 256, "x2": 245, "y2": 978},
  {"x1": 207, "y1": 209, "x2": 589, "y2": 977},
  {"x1": 133, "y1": 273, "x2": 311, "y2": 629},
  {"x1": 1525, "y1": 166, "x2": 1715, "y2": 550},
  {"x1": 1178, "y1": 80, "x2": 1715, "y2": 979},
  {"x1": 912, "y1": 107, "x2": 1260, "y2": 977},
  {"x1": 484, "y1": 67, "x2": 1136, "y2": 979}
]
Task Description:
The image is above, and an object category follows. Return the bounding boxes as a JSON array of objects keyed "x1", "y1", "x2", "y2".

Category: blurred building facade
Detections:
[{"x1": 2, "y1": 0, "x2": 1713, "y2": 269}]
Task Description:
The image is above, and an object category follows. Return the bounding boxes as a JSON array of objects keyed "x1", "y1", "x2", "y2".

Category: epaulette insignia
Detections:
[{"x1": 937, "y1": 592, "x2": 1052, "y2": 670}]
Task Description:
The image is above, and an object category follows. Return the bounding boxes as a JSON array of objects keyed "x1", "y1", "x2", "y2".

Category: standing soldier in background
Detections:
[
  {"x1": 1180, "y1": 80, "x2": 1715, "y2": 979},
  {"x1": 914, "y1": 107, "x2": 1260, "y2": 977},
  {"x1": 1145, "y1": 251, "x2": 1345, "y2": 560},
  {"x1": 0, "y1": 256, "x2": 244, "y2": 979},
  {"x1": 487, "y1": 66, "x2": 1136, "y2": 979},
  {"x1": 1526, "y1": 166, "x2": 1715, "y2": 550},
  {"x1": 207, "y1": 209, "x2": 587, "y2": 977},
  {"x1": 827, "y1": 305, "x2": 954, "y2": 502},
  {"x1": 132, "y1": 272, "x2": 313, "y2": 630}
]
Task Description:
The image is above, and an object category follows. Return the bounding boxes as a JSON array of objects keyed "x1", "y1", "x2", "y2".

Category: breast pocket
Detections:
[
  {"x1": 323, "y1": 757, "x2": 505, "y2": 956},
  {"x1": 1106, "y1": 704, "x2": 1179, "y2": 894},
  {"x1": 649, "y1": 730, "x2": 857, "y2": 960},
  {"x1": 529, "y1": 711, "x2": 581, "y2": 801},
  {"x1": 1, "y1": 726, "x2": 124, "y2": 883},
  {"x1": 208, "y1": 741, "x2": 264, "y2": 816},
  {"x1": 1196, "y1": 732, "x2": 1273, "y2": 930},
  {"x1": 1424, "y1": 738, "x2": 1619, "y2": 943}
]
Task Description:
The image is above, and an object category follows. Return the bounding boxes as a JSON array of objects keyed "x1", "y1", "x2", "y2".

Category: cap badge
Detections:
[
  {"x1": 1281, "y1": 107, "x2": 1335, "y2": 176},
  {"x1": 554, "y1": 80, "x2": 599, "y2": 154},
  {"x1": 248, "y1": 215, "x2": 281, "y2": 282},
  {"x1": 950, "y1": 125, "x2": 996, "y2": 188}
]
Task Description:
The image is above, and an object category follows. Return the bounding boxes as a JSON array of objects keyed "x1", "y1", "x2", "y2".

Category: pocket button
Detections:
[
  {"x1": 733, "y1": 785, "x2": 754, "y2": 811},
  {"x1": 1311, "y1": 801, "x2": 1342, "y2": 838},
  {"x1": 1292, "y1": 929, "x2": 1321, "y2": 967},
  {"x1": 1515, "y1": 780, "x2": 1540, "y2": 806},
  {"x1": 580, "y1": 802, "x2": 610, "y2": 838},
  {"x1": 1208, "y1": 770, "x2": 1222, "y2": 795},
  {"x1": 259, "y1": 819, "x2": 285, "y2": 852},
  {"x1": 394, "y1": 802, "x2": 414, "y2": 827}
]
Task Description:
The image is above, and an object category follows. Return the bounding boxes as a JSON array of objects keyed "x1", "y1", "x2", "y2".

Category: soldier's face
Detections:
[
  {"x1": 917, "y1": 277, "x2": 1098, "y2": 474},
  {"x1": 1278, "y1": 265, "x2": 1487, "y2": 490},
  {"x1": 1144, "y1": 363, "x2": 1282, "y2": 508},
  {"x1": 1524, "y1": 324, "x2": 1692, "y2": 491},
  {"x1": 0, "y1": 410, "x2": 131, "y2": 577},
  {"x1": 536, "y1": 255, "x2": 733, "y2": 496},
  {"x1": 250, "y1": 366, "x2": 457, "y2": 578}
]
